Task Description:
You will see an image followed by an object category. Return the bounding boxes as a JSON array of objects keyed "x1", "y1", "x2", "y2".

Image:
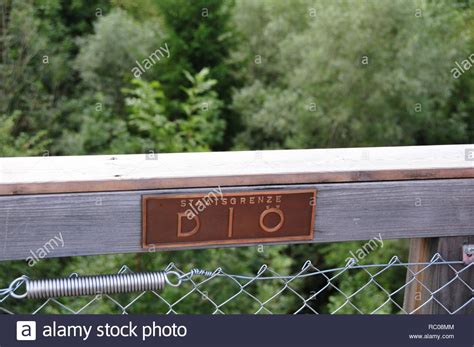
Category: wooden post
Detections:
[{"x1": 403, "y1": 236, "x2": 474, "y2": 314}]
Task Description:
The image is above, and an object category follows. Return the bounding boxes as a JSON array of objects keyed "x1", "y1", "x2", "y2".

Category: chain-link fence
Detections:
[{"x1": 0, "y1": 253, "x2": 472, "y2": 315}]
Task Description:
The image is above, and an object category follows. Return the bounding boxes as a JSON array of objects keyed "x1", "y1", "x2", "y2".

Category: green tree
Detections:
[
  {"x1": 75, "y1": 9, "x2": 165, "y2": 115},
  {"x1": 155, "y1": 0, "x2": 240, "y2": 148},
  {"x1": 232, "y1": 0, "x2": 473, "y2": 149},
  {"x1": 64, "y1": 68, "x2": 225, "y2": 155},
  {"x1": 0, "y1": 1, "x2": 52, "y2": 130},
  {"x1": 0, "y1": 112, "x2": 50, "y2": 156},
  {"x1": 120, "y1": 68, "x2": 225, "y2": 153},
  {"x1": 0, "y1": 0, "x2": 112, "y2": 155}
]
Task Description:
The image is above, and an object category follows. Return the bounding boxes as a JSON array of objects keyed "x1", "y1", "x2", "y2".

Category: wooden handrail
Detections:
[{"x1": 0, "y1": 144, "x2": 473, "y2": 195}]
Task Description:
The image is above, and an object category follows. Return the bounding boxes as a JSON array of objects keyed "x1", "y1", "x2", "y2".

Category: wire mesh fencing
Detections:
[{"x1": 0, "y1": 253, "x2": 472, "y2": 315}]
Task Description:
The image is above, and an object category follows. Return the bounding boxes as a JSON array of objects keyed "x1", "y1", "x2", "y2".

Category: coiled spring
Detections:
[
  {"x1": 27, "y1": 272, "x2": 168, "y2": 299},
  {"x1": 7, "y1": 272, "x2": 171, "y2": 300},
  {"x1": 2, "y1": 268, "x2": 214, "y2": 300}
]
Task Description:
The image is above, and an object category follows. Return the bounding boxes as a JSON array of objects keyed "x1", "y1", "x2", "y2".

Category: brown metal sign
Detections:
[{"x1": 142, "y1": 189, "x2": 316, "y2": 249}]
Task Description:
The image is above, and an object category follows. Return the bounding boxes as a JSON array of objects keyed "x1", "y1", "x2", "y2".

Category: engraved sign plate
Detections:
[{"x1": 142, "y1": 189, "x2": 316, "y2": 249}]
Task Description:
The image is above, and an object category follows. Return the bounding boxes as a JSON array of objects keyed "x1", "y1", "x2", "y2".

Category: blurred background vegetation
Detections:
[{"x1": 0, "y1": 0, "x2": 472, "y2": 313}]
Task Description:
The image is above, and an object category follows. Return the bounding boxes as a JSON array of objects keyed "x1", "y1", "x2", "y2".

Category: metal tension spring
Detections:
[{"x1": 5, "y1": 270, "x2": 189, "y2": 300}]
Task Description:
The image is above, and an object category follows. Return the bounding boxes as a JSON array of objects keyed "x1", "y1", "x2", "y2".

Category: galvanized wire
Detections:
[{"x1": 0, "y1": 253, "x2": 472, "y2": 314}]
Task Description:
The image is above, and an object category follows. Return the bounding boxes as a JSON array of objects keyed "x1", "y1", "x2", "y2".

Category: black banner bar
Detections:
[{"x1": 1, "y1": 314, "x2": 472, "y2": 347}]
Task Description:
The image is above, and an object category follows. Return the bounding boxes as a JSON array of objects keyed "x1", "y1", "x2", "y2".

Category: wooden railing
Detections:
[
  {"x1": 0, "y1": 144, "x2": 472, "y2": 259},
  {"x1": 1, "y1": 144, "x2": 473, "y2": 314}
]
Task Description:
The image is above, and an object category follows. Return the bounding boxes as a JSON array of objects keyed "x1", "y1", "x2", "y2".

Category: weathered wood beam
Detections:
[
  {"x1": 0, "y1": 179, "x2": 473, "y2": 261},
  {"x1": 0, "y1": 145, "x2": 472, "y2": 261}
]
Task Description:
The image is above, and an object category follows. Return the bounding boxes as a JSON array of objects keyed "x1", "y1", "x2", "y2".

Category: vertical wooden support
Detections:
[{"x1": 403, "y1": 236, "x2": 473, "y2": 314}]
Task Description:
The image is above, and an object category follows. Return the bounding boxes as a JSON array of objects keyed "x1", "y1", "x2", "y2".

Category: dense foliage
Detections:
[{"x1": 0, "y1": 0, "x2": 472, "y2": 314}]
